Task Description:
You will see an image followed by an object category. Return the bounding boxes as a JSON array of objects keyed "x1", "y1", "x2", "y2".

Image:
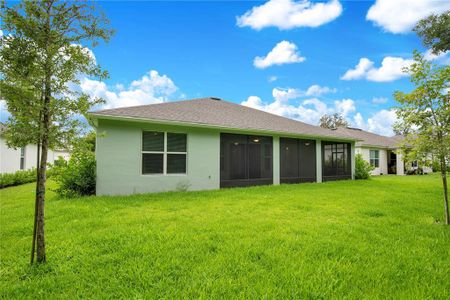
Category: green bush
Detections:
[
  {"x1": 355, "y1": 154, "x2": 374, "y2": 180},
  {"x1": 0, "y1": 166, "x2": 56, "y2": 189},
  {"x1": 53, "y1": 150, "x2": 96, "y2": 197}
]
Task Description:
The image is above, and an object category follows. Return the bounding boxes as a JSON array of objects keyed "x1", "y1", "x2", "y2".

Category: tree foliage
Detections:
[
  {"x1": 319, "y1": 113, "x2": 349, "y2": 129},
  {"x1": 394, "y1": 51, "x2": 450, "y2": 224},
  {"x1": 0, "y1": 0, "x2": 113, "y2": 262},
  {"x1": 414, "y1": 11, "x2": 450, "y2": 55}
]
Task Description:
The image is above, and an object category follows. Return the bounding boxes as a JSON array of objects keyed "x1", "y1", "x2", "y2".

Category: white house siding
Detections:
[
  {"x1": 0, "y1": 137, "x2": 70, "y2": 174},
  {"x1": 355, "y1": 147, "x2": 388, "y2": 175},
  {"x1": 396, "y1": 152, "x2": 405, "y2": 175}
]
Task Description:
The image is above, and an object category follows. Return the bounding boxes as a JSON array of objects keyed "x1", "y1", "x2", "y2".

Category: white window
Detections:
[
  {"x1": 370, "y1": 150, "x2": 379, "y2": 168},
  {"x1": 20, "y1": 147, "x2": 25, "y2": 170},
  {"x1": 142, "y1": 131, "x2": 187, "y2": 175}
]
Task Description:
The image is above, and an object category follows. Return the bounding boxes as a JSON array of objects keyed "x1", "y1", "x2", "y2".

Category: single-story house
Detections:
[
  {"x1": 89, "y1": 97, "x2": 359, "y2": 195},
  {"x1": 334, "y1": 127, "x2": 432, "y2": 175},
  {"x1": 0, "y1": 123, "x2": 70, "y2": 174}
]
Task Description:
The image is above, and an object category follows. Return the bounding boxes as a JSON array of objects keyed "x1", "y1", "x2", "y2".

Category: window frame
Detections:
[
  {"x1": 369, "y1": 149, "x2": 380, "y2": 168},
  {"x1": 20, "y1": 146, "x2": 25, "y2": 170},
  {"x1": 141, "y1": 131, "x2": 188, "y2": 176}
]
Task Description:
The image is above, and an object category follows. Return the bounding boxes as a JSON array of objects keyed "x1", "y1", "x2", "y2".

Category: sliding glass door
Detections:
[
  {"x1": 220, "y1": 133, "x2": 273, "y2": 188},
  {"x1": 280, "y1": 138, "x2": 316, "y2": 183}
]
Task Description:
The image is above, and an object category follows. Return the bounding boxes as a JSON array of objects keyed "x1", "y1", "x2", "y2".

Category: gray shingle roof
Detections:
[
  {"x1": 90, "y1": 97, "x2": 357, "y2": 141},
  {"x1": 334, "y1": 127, "x2": 403, "y2": 148}
]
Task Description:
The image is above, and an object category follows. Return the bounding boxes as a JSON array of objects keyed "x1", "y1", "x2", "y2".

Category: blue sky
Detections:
[{"x1": 1, "y1": 0, "x2": 449, "y2": 135}]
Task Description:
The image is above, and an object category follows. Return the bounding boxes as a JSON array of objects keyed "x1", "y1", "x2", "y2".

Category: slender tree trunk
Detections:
[
  {"x1": 34, "y1": 1, "x2": 54, "y2": 264},
  {"x1": 440, "y1": 158, "x2": 449, "y2": 225},
  {"x1": 36, "y1": 91, "x2": 50, "y2": 263},
  {"x1": 30, "y1": 139, "x2": 41, "y2": 264}
]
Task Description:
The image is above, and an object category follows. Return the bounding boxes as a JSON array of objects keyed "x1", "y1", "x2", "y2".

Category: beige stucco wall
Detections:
[
  {"x1": 0, "y1": 137, "x2": 70, "y2": 174},
  {"x1": 355, "y1": 146, "x2": 388, "y2": 175}
]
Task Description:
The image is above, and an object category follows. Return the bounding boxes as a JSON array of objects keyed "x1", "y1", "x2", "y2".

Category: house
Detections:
[
  {"x1": 0, "y1": 123, "x2": 70, "y2": 174},
  {"x1": 334, "y1": 127, "x2": 432, "y2": 175},
  {"x1": 89, "y1": 97, "x2": 359, "y2": 195}
]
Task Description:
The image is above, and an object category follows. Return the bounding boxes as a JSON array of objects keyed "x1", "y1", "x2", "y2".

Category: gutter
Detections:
[{"x1": 88, "y1": 113, "x2": 361, "y2": 143}]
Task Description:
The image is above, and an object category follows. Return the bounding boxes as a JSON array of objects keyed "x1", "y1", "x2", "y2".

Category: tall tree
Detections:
[
  {"x1": 414, "y1": 11, "x2": 450, "y2": 55},
  {"x1": 0, "y1": 0, "x2": 113, "y2": 263},
  {"x1": 394, "y1": 51, "x2": 450, "y2": 225},
  {"x1": 319, "y1": 113, "x2": 349, "y2": 129}
]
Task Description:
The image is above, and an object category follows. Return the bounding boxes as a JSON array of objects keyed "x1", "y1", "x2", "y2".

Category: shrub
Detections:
[
  {"x1": 0, "y1": 165, "x2": 56, "y2": 189},
  {"x1": 53, "y1": 150, "x2": 96, "y2": 197},
  {"x1": 355, "y1": 154, "x2": 374, "y2": 180}
]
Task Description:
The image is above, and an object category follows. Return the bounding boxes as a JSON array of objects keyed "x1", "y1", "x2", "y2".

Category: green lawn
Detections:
[{"x1": 1, "y1": 175, "x2": 449, "y2": 299}]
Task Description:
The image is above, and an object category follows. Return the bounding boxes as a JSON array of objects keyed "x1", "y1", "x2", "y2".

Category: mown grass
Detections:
[{"x1": 1, "y1": 175, "x2": 449, "y2": 299}]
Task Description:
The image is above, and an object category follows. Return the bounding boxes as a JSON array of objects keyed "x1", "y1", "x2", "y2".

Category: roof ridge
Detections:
[{"x1": 89, "y1": 97, "x2": 216, "y2": 114}]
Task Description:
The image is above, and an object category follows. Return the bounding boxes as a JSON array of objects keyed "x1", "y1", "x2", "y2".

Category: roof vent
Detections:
[
  {"x1": 210, "y1": 97, "x2": 221, "y2": 101},
  {"x1": 346, "y1": 127, "x2": 362, "y2": 131}
]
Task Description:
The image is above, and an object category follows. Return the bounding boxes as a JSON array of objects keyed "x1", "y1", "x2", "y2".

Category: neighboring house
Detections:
[
  {"x1": 335, "y1": 127, "x2": 432, "y2": 175},
  {"x1": 0, "y1": 123, "x2": 70, "y2": 174},
  {"x1": 89, "y1": 97, "x2": 359, "y2": 195}
]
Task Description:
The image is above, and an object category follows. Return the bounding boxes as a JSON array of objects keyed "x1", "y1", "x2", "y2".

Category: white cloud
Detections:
[
  {"x1": 0, "y1": 30, "x2": 3, "y2": 37},
  {"x1": 340, "y1": 58, "x2": 374, "y2": 80},
  {"x1": 80, "y1": 70, "x2": 178, "y2": 109},
  {"x1": 268, "y1": 76, "x2": 278, "y2": 82},
  {"x1": 341, "y1": 56, "x2": 413, "y2": 82},
  {"x1": 271, "y1": 85, "x2": 336, "y2": 101},
  {"x1": 334, "y1": 98, "x2": 356, "y2": 117},
  {"x1": 353, "y1": 110, "x2": 398, "y2": 136},
  {"x1": 237, "y1": 0, "x2": 343, "y2": 30},
  {"x1": 305, "y1": 84, "x2": 337, "y2": 96},
  {"x1": 272, "y1": 87, "x2": 302, "y2": 102},
  {"x1": 241, "y1": 87, "x2": 397, "y2": 136},
  {"x1": 254, "y1": 41, "x2": 305, "y2": 69},
  {"x1": 242, "y1": 88, "x2": 355, "y2": 125},
  {"x1": 366, "y1": 0, "x2": 450, "y2": 34},
  {"x1": 372, "y1": 97, "x2": 388, "y2": 104},
  {"x1": 424, "y1": 49, "x2": 450, "y2": 65}
]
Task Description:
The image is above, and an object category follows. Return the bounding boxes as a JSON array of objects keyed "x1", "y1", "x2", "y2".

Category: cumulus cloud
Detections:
[
  {"x1": 305, "y1": 84, "x2": 337, "y2": 96},
  {"x1": 254, "y1": 41, "x2": 305, "y2": 69},
  {"x1": 366, "y1": 0, "x2": 450, "y2": 34},
  {"x1": 341, "y1": 57, "x2": 413, "y2": 82},
  {"x1": 272, "y1": 87, "x2": 302, "y2": 102},
  {"x1": 271, "y1": 85, "x2": 337, "y2": 101},
  {"x1": 237, "y1": 0, "x2": 343, "y2": 30},
  {"x1": 353, "y1": 110, "x2": 398, "y2": 136},
  {"x1": 241, "y1": 87, "x2": 396, "y2": 136},
  {"x1": 241, "y1": 88, "x2": 355, "y2": 125},
  {"x1": 80, "y1": 70, "x2": 178, "y2": 109},
  {"x1": 372, "y1": 97, "x2": 388, "y2": 104}
]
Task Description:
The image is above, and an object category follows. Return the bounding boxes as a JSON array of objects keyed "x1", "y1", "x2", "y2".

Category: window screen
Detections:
[
  {"x1": 142, "y1": 153, "x2": 164, "y2": 174},
  {"x1": 322, "y1": 142, "x2": 351, "y2": 178},
  {"x1": 167, "y1": 154, "x2": 186, "y2": 174},
  {"x1": 142, "y1": 131, "x2": 187, "y2": 175},
  {"x1": 143, "y1": 131, "x2": 164, "y2": 151},
  {"x1": 370, "y1": 150, "x2": 379, "y2": 168},
  {"x1": 167, "y1": 133, "x2": 187, "y2": 152}
]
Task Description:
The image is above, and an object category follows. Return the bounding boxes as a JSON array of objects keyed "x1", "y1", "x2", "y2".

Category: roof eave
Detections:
[{"x1": 89, "y1": 113, "x2": 359, "y2": 142}]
